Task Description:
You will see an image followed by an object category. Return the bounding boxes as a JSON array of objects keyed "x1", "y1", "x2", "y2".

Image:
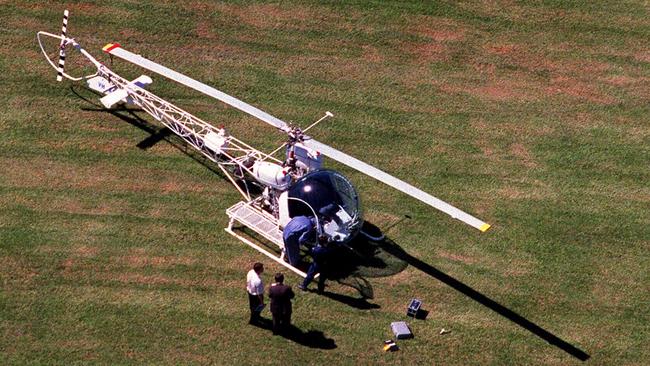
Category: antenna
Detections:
[{"x1": 303, "y1": 111, "x2": 334, "y2": 133}]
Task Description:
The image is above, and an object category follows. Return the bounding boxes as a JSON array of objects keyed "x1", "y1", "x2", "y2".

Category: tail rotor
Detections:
[{"x1": 56, "y1": 9, "x2": 69, "y2": 82}]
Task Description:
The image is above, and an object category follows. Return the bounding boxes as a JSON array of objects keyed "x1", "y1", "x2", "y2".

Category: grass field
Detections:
[{"x1": 1, "y1": 1, "x2": 649, "y2": 364}]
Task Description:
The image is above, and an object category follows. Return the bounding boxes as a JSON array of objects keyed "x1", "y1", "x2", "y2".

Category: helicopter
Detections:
[{"x1": 37, "y1": 11, "x2": 490, "y2": 278}]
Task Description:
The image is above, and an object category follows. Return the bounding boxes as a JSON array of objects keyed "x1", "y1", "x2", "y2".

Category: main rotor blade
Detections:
[
  {"x1": 303, "y1": 139, "x2": 491, "y2": 232},
  {"x1": 102, "y1": 44, "x2": 290, "y2": 132}
]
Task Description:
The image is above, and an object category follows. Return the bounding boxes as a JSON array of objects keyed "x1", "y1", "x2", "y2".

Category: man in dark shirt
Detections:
[
  {"x1": 298, "y1": 237, "x2": 331, "y2": 294},
  {"x1": 268, "y1": 273, "x2": 295, "y2": 335}
]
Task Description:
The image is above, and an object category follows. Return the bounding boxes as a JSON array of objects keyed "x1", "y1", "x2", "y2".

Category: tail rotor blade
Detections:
[{"x1": 56, "y1": 9, "x2": 69, "y2": 82}]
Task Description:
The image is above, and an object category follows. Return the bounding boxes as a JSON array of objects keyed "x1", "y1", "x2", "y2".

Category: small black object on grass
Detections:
[{"x1": 407, "y1": 298, "x2": 428, "y2": 319}]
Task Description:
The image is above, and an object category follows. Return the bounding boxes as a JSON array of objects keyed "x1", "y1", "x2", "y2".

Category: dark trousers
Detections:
[
  {"x1": 302, "y1": 261, "x2": 326, "y2": 292},
  {"x1": 248, "y1": 292, "x2": 262, "y2": 324},
  {"x1": 271, "y1": 311, "x2": 291, "y2": 334}
]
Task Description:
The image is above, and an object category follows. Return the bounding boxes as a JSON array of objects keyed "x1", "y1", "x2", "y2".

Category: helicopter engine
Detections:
[{"x1": 251, "y1": 160, "x2": 291, "y2": 190}]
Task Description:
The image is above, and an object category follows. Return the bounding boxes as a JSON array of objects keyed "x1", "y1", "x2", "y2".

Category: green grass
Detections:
[{"x1": 1, "y1": 0, "x2": 649, "y2": 364}]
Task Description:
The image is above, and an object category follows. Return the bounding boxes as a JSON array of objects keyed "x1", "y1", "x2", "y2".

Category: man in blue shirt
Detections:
[{"x1": 282, "y1": 216, "x2": 317, "y2": 267}]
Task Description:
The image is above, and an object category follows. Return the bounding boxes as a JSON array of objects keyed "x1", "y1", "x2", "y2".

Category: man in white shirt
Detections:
[{"x1": 246, "y1": 262, "x2": 265, "y2": 324}]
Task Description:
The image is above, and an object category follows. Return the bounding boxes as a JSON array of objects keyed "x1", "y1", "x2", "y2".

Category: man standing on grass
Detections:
[
  {"x1": 268, "y1": 272, "x2": 295, "y2": 335},
  {"x1": 246, "y1": 262, "x2": 265, "y2": 325}
]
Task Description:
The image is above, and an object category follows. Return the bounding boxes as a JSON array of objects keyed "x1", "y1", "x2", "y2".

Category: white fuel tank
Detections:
[
  {"x1": 203, "y1": 129, "x2": 229, "y2": 154},
  {"x1": 252, "y1": 161, "x2": 291, "y2": 190}
]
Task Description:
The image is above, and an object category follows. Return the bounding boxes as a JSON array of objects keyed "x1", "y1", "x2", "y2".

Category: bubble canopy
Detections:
[{"x1": 287, "y1": 169, "x2": 362, "y2": 243}]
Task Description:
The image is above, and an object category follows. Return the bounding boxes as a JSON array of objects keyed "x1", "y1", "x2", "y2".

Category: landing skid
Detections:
[{"x1": 226, "y1": 200, "x2": 310, "y2": 278}]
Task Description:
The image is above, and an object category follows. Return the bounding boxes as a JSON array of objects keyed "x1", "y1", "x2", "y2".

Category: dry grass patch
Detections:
[
  {"x1": 363, "y1": 211, "x2": 404, "y2": 230},
  {"x1": 184, "y1": 325, "x2": 228, "y2": 344},
  {"x1": 0, "y1": 256, "x2": 39, "y2": 287},
  {"x1": 477, "y1": 41, "x2": 616, "y2": 104},
  {"x1": 404, "y1": 42, "x2": 451, "y2": 63},
  {"x1": 407, "y1": 16, "x2": 468, "y2": 42},
  {"x1": 634, "y1": 51, "x2": 650, "y2": 63},
  {"x1": 119, "y1": 248, "x2": 196, "y2": 269},
  {"x1": 546, "y1": 76, "x2": 617, "y2": 105},
  {"x1": 0, "y1": 156, "x2": 214, "y2": 195},
  {"x1": 74, "y1": 245, "x2": 100, "y2": 258},
  {"x1": 436, "y1": 250, "x2": 478, "y2": 265},
  {"x1": 602, "y1": 75, "x2": 650, "y2": 100},
  {"x1": 400, "y1": 16, "x2": 469, "y2": 63},
  {"x1": 471, "y1": 118, "x2": 555, "y2": 152},
  {"x1": 5, "y1": 192, "x2": 130, "y2": 219},
  {"x1": 494, "y1": 176, "x2": 557, "y2": 202},
  {"x1": 381, "y1": 267, "x2": 414, "y2": 289},
  {"x1": 510, "y1": 142, "x2": 537, "y2": 168},
  {"x1": 434, "y1": 74, "x2": 540, "y2": 102},
  {"x1": 37, "y1": 137, "x2": 136, "y2": 155},
  {"x1": 361, "y1": 45, "x2": 383, "y2": 63},
  {"x1": 214, "y1": 3, "x2": 329, "y2": 32}
]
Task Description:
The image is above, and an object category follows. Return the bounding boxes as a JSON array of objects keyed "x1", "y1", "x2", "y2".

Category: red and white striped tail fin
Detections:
[{"x1": 56, "y1": 9, "x2": 69, "y2": 82}]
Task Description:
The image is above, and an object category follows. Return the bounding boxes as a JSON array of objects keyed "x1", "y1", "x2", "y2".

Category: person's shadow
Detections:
[{"x1": 250, "y1": 318, "x2": 336, "y2": 349}]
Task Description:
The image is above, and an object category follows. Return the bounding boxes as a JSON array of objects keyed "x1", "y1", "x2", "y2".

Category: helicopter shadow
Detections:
[
  {"x1": 362, "y1": 221, "x2": 590, "y2": 361},
  {"x1": 70, "y1": 85, "x2": 231, "y2": 180}
]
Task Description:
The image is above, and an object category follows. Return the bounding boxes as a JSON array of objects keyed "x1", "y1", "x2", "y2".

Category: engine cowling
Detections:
[{"x1": 252, "y1": 161, "x2": 291, "y2": 190}]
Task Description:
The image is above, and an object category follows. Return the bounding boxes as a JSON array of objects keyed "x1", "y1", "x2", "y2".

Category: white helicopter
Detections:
[{"x1": 37, "y1": 11, "x2": 490, "y2": 277}]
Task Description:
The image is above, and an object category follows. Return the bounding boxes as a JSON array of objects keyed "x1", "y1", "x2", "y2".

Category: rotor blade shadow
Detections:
[{"x1": 376, "y1": 239, "x2": 590, "y2": 361}]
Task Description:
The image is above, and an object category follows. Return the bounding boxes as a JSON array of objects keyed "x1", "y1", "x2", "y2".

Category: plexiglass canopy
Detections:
[{"x1": 287, "y1": 170, "x2": 362, "y2": 243}]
